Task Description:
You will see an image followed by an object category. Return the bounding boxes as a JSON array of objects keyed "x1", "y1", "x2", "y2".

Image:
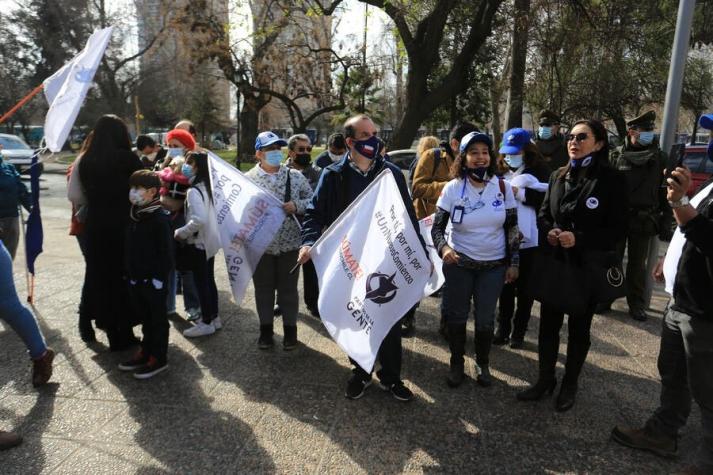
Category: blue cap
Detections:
[
  {"x1": 499, "y1": 128, "x2": 531, "y2": 154},
  {"x1": 459, "y1": 131, "x2": 492, "y2": 153},
  {"x1": 254, "y1": 131, "x2": 287, "y2": 151},
  {"x1": 699, "y1": 114, "x2": 713, "y2": 131}
]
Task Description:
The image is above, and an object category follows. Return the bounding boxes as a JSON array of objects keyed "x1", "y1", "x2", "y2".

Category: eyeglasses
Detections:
[
  {"x1": 296, "y1": 146, "x2": 313, "y2": 153},
  {"x1": 566, "y1": 133, "x2": 590, "y2": 143}
]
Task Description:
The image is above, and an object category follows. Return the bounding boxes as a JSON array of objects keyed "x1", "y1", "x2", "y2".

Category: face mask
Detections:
[
  {"x1": 538, "y1": 127, "x2": 553, "y2": 140},
  {"x1": 168, "y1": 147, "x2": 183, "y2": 158},
  {"x1": 329, "y1": 151, "x2": 343, "y2": 162},
  {"x1": 145, "y1": 151, "x2": 158, "y2": 160},
  {"x1": 294, "y1": 153, "x2": 311, "y2": 166},
  {"x1": 181, "y1": 163, "x2": 195, "y2": 180},
  {"x1": 504, "y1": 154, "x2": 523, "y2": 169},
  {"x1": 570, "y1": 155, "x2": 593, "y2": 169},
  {"x1": 264, "y1": 150, "x2": 283, "y2": 167},
  {"x1": 352, "y1": 136, "x2": 381, "y2": 160},
  {"x1": 637, "y1": 131, "x2": 654, "y2": 146},
  {"x1": 129, "y1": 187, "x2": 147, "y2": 206},
  {"x1": 466, "y1": 166, "x2": 488, "y2": 182}
]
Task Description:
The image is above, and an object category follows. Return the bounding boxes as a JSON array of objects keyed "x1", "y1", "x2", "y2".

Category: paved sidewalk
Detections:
[{"x1": 0, "y1": 169, "x2": 698, "y2": 473}]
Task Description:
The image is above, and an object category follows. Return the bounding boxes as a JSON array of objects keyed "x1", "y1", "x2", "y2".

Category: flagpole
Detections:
[{"x1": 0, "y1": 83, "x2": 45, "y2": 125}]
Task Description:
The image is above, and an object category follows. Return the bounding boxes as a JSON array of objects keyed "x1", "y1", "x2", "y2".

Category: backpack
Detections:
[{"x1": 408, "y1": 147, "x2": 442, "y2": 194}]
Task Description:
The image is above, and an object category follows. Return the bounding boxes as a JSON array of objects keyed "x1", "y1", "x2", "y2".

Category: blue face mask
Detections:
[
  {"x1": 538, "y1": 127, "x2": 553, "y2": 140},
  {"x1": 264, "y1": 150, "x2": 283, "y2": 167},
  {"x1": 168, "y1": 147, "x2": 184, "y2": 158},
  {"x1": 504, "y1": 154, "x2": 523, "y2": 169},
  {"x1": 637, "y1": 131, "x2": 655, "y2": 146},
  {"x1": 352, "y1": 135, "x2": 381, "y2": 160},
  {"x1": 181, "y1": 163, "x2": 194, "y2": 180}
]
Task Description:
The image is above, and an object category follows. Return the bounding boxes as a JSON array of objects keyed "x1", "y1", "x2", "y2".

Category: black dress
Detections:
[{"x1": 80, "y1": 149, "x2": 142, "y2": 347}]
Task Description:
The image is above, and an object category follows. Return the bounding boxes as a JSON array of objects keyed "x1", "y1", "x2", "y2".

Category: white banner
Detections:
[
  {"x1": 43, "y1": 26, "x2": 114, "y2": 152},
  {"x1": 311, "y1": 169, "x2": 431, "y2": 372},
  {"x1": 208, "y1": 153, "x2": 286, "y2": 305},
  {"x1": 419, "y1": 214, "x2": 445, "y2": 296}
]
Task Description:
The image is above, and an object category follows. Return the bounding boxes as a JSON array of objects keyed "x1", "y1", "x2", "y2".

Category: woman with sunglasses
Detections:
[
  {"x1": 432, "y1": 131, "x2": 520, "y2": 388},
  {"x1": 517, "y1": 119, "x2": 628, "y2": 411}
]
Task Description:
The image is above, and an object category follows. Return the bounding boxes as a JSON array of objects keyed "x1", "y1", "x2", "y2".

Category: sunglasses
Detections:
[
  {"x1": 566, "y1": 133, "x2": 590, "y2": 143},
  {"x1": 296, "y1": 146, "x2": 313, "y2": 153}
]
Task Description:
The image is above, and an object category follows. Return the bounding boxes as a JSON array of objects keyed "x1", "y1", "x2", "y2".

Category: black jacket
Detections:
[
  {"x1": 518, "y1": 163, "x2": 551, "y2": 213},
  {"x1": 124, "y1": 206, "x2": 174, "y2": 282},
  {"x1": 539, "y1": 163, "x2": 628, "y2": 254},
  {"x1": 671, "y1": 178, "x2": 713, "y2": 320}
]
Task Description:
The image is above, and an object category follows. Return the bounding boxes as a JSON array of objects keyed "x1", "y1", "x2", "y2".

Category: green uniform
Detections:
[
  {"x1": 535, "y1": 135, "x2": 569, "y2": 171},
  {"x1": 609, "y1": 141, "x2": 672, "y2": 313}
]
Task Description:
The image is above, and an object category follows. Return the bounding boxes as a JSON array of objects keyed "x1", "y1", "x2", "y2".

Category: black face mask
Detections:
[
  {"x1": 465, "y1": 166, "x2": 488, "y2": 182},
  {"x1": 294, "y1": 153, "x2": 311, "y2": 166}
]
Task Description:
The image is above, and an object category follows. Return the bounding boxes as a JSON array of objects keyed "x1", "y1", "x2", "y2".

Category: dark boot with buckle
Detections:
[
  {"x1": 446, "y1": 323, "x2": 467, "y2": 388},
  {"x1": 283, "y1": 325, "x2": 297, "y2": 351},
  {"x1": 517, "y1": 325, "x2": 558, "y2": 401},
  {"x1": 556, "y1": 340, "x2": 591, "y2": 412},
  {"x1": 258, "y1": 324, "x2": 274, "y2": 349},
  {"x1": 475, "y1": 327, "x2": 494, "y2": 387},
  {"x1": 611, "y1": 425, "x2": 678, "y2": 458}
]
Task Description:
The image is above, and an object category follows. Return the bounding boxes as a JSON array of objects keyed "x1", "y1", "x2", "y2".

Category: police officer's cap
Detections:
[
  {"x1": 538, "y1": 110, "x2": 560, "y2": 125},
  {"x1": 626, "y1": 110, "x2": 656, "y2": 129}
]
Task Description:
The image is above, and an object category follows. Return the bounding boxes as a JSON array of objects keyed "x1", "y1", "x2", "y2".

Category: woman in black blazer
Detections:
[{"x1": 517, "y1": 119, "x2": 628, "y2": 411}]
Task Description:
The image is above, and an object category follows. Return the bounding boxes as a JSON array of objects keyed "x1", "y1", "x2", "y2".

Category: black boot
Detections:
[
  {"x1": 78, "y1": 315, "x2": 96, "y2": 343},
  {"x1": 475, "y1": 328, "x2": 494, "y2": 387},
  {"x1": 258, "y1": 324, "x2": 274, "y2": 349},
  {"x1": 517, "y1": 321, "x2": 559, "y2": 401},
  {"x1": 556, "y1": 340, "x2": 591, "y2": 412},
  {"x1": 446, "y1": 323, "x2": 467, "y2": 388},
  {"x1": 283, "y1": 325, "x2": 297, "y2": 351},
  {"x1": 401, "y1": 310, "x2": 416, "y2": 338}
]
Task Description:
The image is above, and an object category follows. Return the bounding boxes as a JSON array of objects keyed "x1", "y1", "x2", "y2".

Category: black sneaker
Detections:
[
  {"x1": 118, "y1": 351, "x2": 149, "y2": 371},
  {"x1": 345, "y1": 375, "x2": 372, "y2": 399},
  {"x1": 380, "y1": 381, "x2": 414, "y2": 402},
  {"x1": 133, "y1": 357, "x2": 168, "y2": 380},
  {"x1": 630, "y1": 308, "x2": 649, "y2": 322}
]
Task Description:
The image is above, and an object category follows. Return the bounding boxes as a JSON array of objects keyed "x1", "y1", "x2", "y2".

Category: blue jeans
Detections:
[
  {"x1": 0, "y1": 240, "x2": 47, "y2": 359},
  {"x1": 442, "y1": 263, "x2": 506, "y2": 330},
  {"x1": 166, "y1": 270, "x2": 200, "y2": 313}
]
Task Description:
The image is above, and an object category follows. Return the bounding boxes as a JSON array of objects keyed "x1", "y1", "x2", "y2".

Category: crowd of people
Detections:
[{"x1": 0, "y1": 110, "x2": 711, "y2": 475}]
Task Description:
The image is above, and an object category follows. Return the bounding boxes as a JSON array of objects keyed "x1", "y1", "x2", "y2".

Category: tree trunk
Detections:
[
  {"x1": 239, "y1": 105, "x2": 259, "y2": 165},
  {"x1": 505, "y1": 0, "x2": 530, "y2": 129},
  {"x1": 490, "y1": 86, "x2": 503, "y2": 147},
  {"x1": 612, "y1": 113, "x2": 627, "y2": 141},
  {"x1": 691, "y1": 112, "x2": 700, "y2": 144}
]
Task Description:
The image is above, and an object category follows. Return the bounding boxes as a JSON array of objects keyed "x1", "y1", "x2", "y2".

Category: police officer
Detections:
[
  {"x1": 607, "y1": 111, "x2": 672, "y2": 321},
  {"x1": 534, "y1": 110, "x2": 569, "y2": 171}
]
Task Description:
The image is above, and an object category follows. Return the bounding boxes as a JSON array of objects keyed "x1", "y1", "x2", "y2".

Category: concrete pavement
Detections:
[{"x1": 0, "y1": 162, "x2": 698, "y2": 473}]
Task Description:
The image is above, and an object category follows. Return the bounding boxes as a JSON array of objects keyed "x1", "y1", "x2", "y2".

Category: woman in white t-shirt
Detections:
[{"x1": 432, "y1": 131, "x2": 520, "y2": 388}]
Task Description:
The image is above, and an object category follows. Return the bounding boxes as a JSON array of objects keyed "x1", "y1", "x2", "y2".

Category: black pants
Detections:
[
  {"x1": 302, "y1": 260, "x2": 319, "y2": 310},
  {"x1": 497, "y1": 247, "x2": 537, "y2": 340},
  {"x1": 538, "y1": 304, "x2": 595, "y2": 386},
  {"x1": 615, "y1": 232, "x2": 652, "y2": 312},
  {"x1": 190, "y1": 248, "x2": 218, "y2": 324},
  {"x1": 350, "y1": 323, "x2": 402, "y2": 385},
  {"x1": 129, "y1": 282, "x2": 169, "y2": 364}
]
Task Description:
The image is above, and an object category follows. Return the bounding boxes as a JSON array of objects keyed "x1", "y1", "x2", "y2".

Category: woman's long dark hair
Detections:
[
  {"x1": 79, "y1": 114, "x2": 133, "y2": 192},
  {"x1": 450, "y1": 140, "x2": 497, "y2": 180},
  {"x1": 186, "y1": 151, "x2": 213, "y2": 203},
  {"x1": 558, "y1": 119, "x2": 610, "y2": 178}
]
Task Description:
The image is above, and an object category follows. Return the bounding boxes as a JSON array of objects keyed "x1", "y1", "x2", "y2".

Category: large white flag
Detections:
[
  {"x1": 311, "y1": 169, "x2": 431, "y2": 372},
  {"x1": 419, "y1": 214, "x2": 445, "y2": 296},
  {"x1": 43, "y1": 26, "x2": 114, "y2": 152},
  {"x1": 208, "y1": 153, "x2": 287, "y2": 305}
]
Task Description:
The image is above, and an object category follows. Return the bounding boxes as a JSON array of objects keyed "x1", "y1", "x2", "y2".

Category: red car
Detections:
[{"x1": 682, "y1": 144, "x2": 713, "y2": 196}]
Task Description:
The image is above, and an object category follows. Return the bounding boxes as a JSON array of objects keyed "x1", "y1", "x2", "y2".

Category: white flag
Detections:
[
  {"x1": 311, "y1": 169, "x2": 431, "y2": 372},
  {"x1": 419, "y1": 214, "x2": 445, "y2": 296},
  {"x1": 43, "y1": 26, "x2": 114, "y2": 152},
  {"x1": 208, "y1": 153, "x2": 287, "y2": 305}
]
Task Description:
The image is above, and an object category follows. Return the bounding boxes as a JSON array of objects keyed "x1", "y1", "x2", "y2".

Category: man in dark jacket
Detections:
[
  {"x1": 612, "y1": 161, "x2": 713, "y2": 475},
  {"x1": 314, "y1": 133, "x2": 347, "y2": 169},
  {"x1": 535, "y1": 110, "x2": 569, "y2": 171},
  {"x1": 606, "y1": 111, "x2": 672, "y2": 321},
  {"x1": 298, "y1": 114, "x2": 419, "y2": 402},
  {"x1": 136, "y1": 135, "x2": 167, "y2": 171}
]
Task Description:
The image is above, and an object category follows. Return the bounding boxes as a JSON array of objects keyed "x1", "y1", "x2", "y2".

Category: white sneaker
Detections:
[
  {"x1": 213, "y1": 317, "x2": 223, "y2": 330},
  {"x1": 183, "y1": 321, "x2": 215, "y2": 338}
]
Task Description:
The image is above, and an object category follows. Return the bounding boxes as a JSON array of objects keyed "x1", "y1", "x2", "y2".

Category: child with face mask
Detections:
[{"x1": 120, "y1": 170, "x2": 174, "y2": 379}]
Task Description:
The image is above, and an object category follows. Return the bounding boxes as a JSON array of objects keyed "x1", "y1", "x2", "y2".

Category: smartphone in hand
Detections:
[{"x1": 663, "y1": 143, "x2": 685, "y2": 186}]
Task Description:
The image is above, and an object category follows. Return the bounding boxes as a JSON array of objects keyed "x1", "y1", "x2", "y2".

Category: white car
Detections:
[{"x1": 0, "y1": 133, "x2": 39, "y2": 174}]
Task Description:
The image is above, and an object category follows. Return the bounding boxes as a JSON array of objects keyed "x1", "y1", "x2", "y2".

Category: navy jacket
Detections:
[
  {"x1": 301, "y1": 155, "x2": 423, "y2": 249},
  {"x1": 0, "y1": 157, "x2": 31, "y2": 218}
]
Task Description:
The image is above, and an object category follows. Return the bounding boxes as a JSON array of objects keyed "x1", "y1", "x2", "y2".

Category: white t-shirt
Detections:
[{"x1": 436, "y1": 175, "x2": 516, "y2": 261}]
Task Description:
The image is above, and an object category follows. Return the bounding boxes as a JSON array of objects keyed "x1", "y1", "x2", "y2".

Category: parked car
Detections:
[
  {"x1": 682, "y1": 144, "x2": 713, "y2": 196},
  {"x1": 387, "y1": 149, "x2": 418, "y2": 170},
  {"x1": 0, "y1": 133, "x2": 41, "y2": 175}
]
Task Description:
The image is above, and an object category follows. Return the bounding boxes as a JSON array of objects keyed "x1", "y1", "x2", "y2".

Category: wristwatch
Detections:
[{"x1": 669, "y1": 196, "x2": 690, "y2": 209}]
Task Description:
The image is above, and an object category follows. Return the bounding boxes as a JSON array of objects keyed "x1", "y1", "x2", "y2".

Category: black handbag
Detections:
[
  {"x1": 583, "y1": 250, "x2": 627, "y2": 304},
  {"x1": 527, "y1": 247, "x2": 591, "y2": 315}
]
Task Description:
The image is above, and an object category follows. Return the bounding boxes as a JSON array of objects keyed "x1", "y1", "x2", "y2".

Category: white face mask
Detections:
[
  {"x1": 145, "y1": 151, "x2": 158, "y2": 160},
  {"x1": 129, "y1": 187, "x2": 148, "y2": 206},
  {"x1": 329, "y1": 151, "x2": 343, "y2": 162}
]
